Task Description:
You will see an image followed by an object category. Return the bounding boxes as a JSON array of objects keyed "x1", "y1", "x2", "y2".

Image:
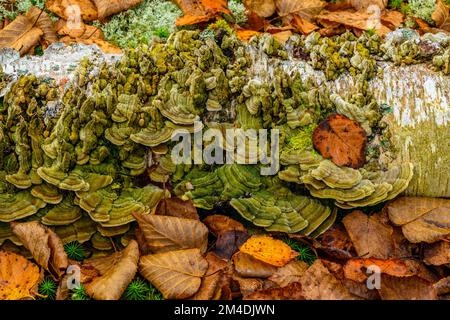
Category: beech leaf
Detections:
[
  {"x1": 239, "y1": 235, "x2": 298, "y2": 267},
  {"x1": 84, "y1": 240, "x2": 139, "y2": 300},
  {"x1": 11, "y1": 221, "x2": 68, "y2": 279},
  {"x1": 232, "y1": 251, "x2": 278, "y2": 278},
  {"x1": 0, "y1": 251, "x2": 41, "y2": 300},
  {"x1": 139, "y1": 248, "x2": 208, "y2": 299},
  {"x1": 268, "y1": 260, "x2": 309, "y2": 287},
  {"x1": 244, "y1": 0, "x2": 276, "y2": 18},
  {"x1": 275, "y1": 0, "x2": 326, "y2": 21},
  {"x1": 92, "y1": 0, "x2": 143, "y2": 20},
  {"x1": 190, "y1": 252, "x2": 227, "y2": 300},
  {"x1": 244, "y1": 282, "x2": 304, "y2": 300},
  {"x1": 0, "y1": 15, "x2": 42, "y2": 55},
  {"x1": 313, "y1": 114, "x2": 367, "y2": 169},
  {"x1": 45, "y1": 0, "x2": 98, "y2": 22},
  {"x1": 133, "y1": 212, "x2": 209, "y2": 254},
  {"x1": 432, "y1": 0, "x2": 450, "y2": 32}
]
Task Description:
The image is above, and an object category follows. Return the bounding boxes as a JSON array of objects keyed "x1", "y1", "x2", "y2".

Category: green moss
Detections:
[
  {"x1": 70, "y1": 284, "x2": 90, "y2": 300},
  {"x1": 285, "y1": 124, "x2": 317, "y2": 153},
  {"x1": 38, "y1": 277, "x2": 57, "y2": 300},
  {"x1": 208, "y1": 19, "x2": 234, "y2": 36},
  {"x1": 409, "y1": 0, "x2": 436, "y2": 25},
  {"x1": 95, "y1": 0, "x2": 182, "y2": 49},
  {"x1": 64, "y1": 241, "x2": 87, "y2": 261},
  {"x1": 283, "y1": 238, "x2": 317, "y2": 265}
]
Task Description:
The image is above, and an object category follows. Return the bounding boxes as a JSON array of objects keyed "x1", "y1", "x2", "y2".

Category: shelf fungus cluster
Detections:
[{"x1": 1, "y1": 28, "x2": 448, "y2": 250}]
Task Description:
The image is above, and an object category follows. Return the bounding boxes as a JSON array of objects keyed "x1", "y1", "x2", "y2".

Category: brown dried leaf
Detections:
[
  {"x1": 342, "y1": 210, "x2": 394, "y2": 259},
  {"x1": 276, "y1": 0, "x2": 326, "y2": 21},
  {"x1": 271, "y1": 30, "x2": 293, "y2": 44},
  {"x1": 0, "y1": 15, "x2": 43, "y2": 55},
  {"x1": 379, "y1": 274, "x2": 437, "y2": 300},
  {"x1": 92, "y1": 0, "x2": 143, "y2": 20},
  {"x1": 343, "y1": 258, "x2": 421, "y2": 282},
  {"x1": 387, "y1": 197, "x2": 450, "y2": 243},
  {"x1": 268, "y1": 260, "x2": 308, "y2": 287},
  {"x1": 191, "y1": 252, "x2": 228, "y2": 300},
  {"x1": 317, "y1": 10, "x2": 392, "y2": 36},
  {"x1": 0, "y1": 251, "x2": 41, "y2": 300},
  {"x1": 84, "y1": 240, "x2": 139, "y2": 300},
  {"x1": 313, "y1": 114, "x2": 367, "y2": 169},
  {"x1": 423, "y1": 241, "x2": 450, "y2": 266},
  {"x1": 244, "y1": 0, "x2": 276, "y2": 18},
  {"x1": 214, "y1": 230, "x2": 249, "y2": 260},
  {"x1": 434, "y1": 276, "x2": 450, "y2": 296},
  {"x1": 11, "y1": 221, "x2": 68, "y2": 279},
  {"x1": 350, "y1": 0, "x2": 387, "y2": 11},
  {"x1": 139, "y1": 248, "x2": 208, "y2": 299},
  {"x1": 156, "y1": 197, "x2": 199, "y2": 220},
  {"x1": 46, "y1": 0, "x2": 98, "y2": 21},
  {"x1": 239, "y1": 235, "x2": 298, "y2": 267},
  {"x1": 203, "y1": 215, "x2": 246, "y2": 236},
  {"x1": 244, "y1": 282, "x2": 304, "y2": 300},
  {"x1": 291, "y1": 14, "x2": 319, "y2": 34},
  {"x1": 133, "y1": 212, "x2": 209, "y2": 254},
  {"x1": 381, "y1": 10, "x2": 404, "y2": 30},
  {"x1": 315, "y1": 223, "x2": 355, "y2": 260},
  {"x1": 299, "y1": 260, "x2": 356, "y2": 300},
  {"x1": 432, "y1": 0, "x2": 450, "y2": 32},
  {"x1": 56, "y1": 19, "x2": 103, "y2": 39},
  {"x1": 26, "y1": 6, "x2": 58, "y2": 46},
  {"x1": 174, "y1": 0, "x2": 230, "y2": 26},
  {"x1": 232, "y1": 251, "x2": 277, "y2": 278}
]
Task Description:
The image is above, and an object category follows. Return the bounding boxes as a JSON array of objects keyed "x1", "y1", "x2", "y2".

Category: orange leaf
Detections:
[
  {"x1": 313, "y1": 114, "x2": 367, "y2": 169},
  {"x1": 0, "y1": 251, "x2": 41, "y2": 300},
  {"x1": 176, "y1": 14, "x2": 212, "y2": 27},
  {"x1": 272, "y1": 30, "x2": 293, "y2": 44},
  {"x1": 236, "y1": 29, "x2": 261, "y2": 41},
  {"x1": 432, "y1": 0, "x2": 450, "y2": 32},
  {"x1": 291, "y1": 14, "x2": 319, "y2": 34},
  {"x1": 239, "y1": 235, "x2": 298, "y2": 267},
  {"x1": 318, "y1": 10, "x2": 392, "y2": 36},
  {"x1": 381, "y1": 10, "x2": 404, "y2": 30},
  {"x1": 45, "y1": 0, "x2": 98, "y2": 22},
  {"x1": 343, "y1": 258, "x2": 421, "y2": 282},
  {"x1": 244, "y1": 0, "x2": 276, "y2": 18}
]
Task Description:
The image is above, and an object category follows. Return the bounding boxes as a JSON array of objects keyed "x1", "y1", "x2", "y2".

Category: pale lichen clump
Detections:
[
  {"x1": 408, "y1": 0, "x2": 437, "y2": 25},
  {"x1": 95, "y1": 0, "x2": 182, "y2": 48}
]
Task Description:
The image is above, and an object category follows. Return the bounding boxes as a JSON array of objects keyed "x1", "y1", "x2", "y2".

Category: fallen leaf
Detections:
[
  {"x1": 244, "y1": 0, "x2": 276, "y2": 18},
  {"x1": 423, "y1": 241, "x2": 450, "y2": 266},
  {"x1": 318, "y1": 10, "x2": 392, "y2": 36},
  {"x1": 232, "y1": 251, "x2": 277, "y2": 278},
  {"x1": 0, "y1": 251, "x2": 41, "y2": 300},
  {"x1": 387, "y1": 197, "x2": 450, "y2": 243},
  {"x1": 174, "y1": 0, "x2": 231, "y2": 26},
  {"x1": 46, "y1": 0, "x2": 98, "y2": 21},
  {"x1": 233, "y1": 276, "x2": 265, "y2": 297},
  {"x1": 313, "y1": 114, "x2": 367, "y2": 169},
  {"x1": 156, "y1": 197, "x2": 199, "y2": 220},
  {"x1": 291, "y1": 14, "x2": 319, "y2": 34},
  {"x1": 190, "y1": 252, "x2": 227, "y2": 300},
  {"x1": 84, "y1": 240, "x2": 139, "y2": 300},
  {"x1": 0, "y1": 15, "x2": 43, "y2": 55},
  {"x1": 434, "y1": 276, "x2": 450, "y2": 296},
  {"x1": 432, "y1": 0, "x2": 450, "y2": 32},
  {"x1": 322, "y1": 259, "x2": 380, "y2": 300},
  {"x1": 299, "y1": 260, "x2": 356, "y2": 300},
  {"x1": 26, "y1": 6, "x2": 58, "y2": 46},
  {"x1": 139, "y1": 248, "x2": 208, "y2": 299},
  {"x1": 342, "y1": 210, "x2": 394, "y2": 259},
  {"x1": 268, "y1": 260, "x2": 308, "y2": 287},
  {"x1": 378, "y1": 274, "x2": 437, "y2": 300},
  {"x1": 56, "y1": 19, "x2": 103, "y2": 39},
  {"x1": 11, "y1": 221, "x2": 68, "y2": 279},
  {"x1": 315, "y1": 223, "x2": 355, "y2": 260},
  {"x1": 239, "y1": 235, "x2": 298, "y2": 267},
  {"x1": 275, "y1": 0, "x2": 326, "y2": 21},
  {"x1": 203, "y1": 214, "x2": 246, "y2": 236},
  {"x1": 133, "y1": 212, "x2": 209, "y2": 254},
  {"x1": 214, "y1": 230, "x2": 249, "y2": 260},
  {"x1": 343, "y1": 258, "x2": 421, "y2": 282},
  {"x1": 272, "y1": 30, "x2": 293, "y2": 44},
  {"x1": 244, "y1": 282, "x2": 304, "y2": 300},
  {"x1": 381, "y1": 10, "x2": 404, "y2": 30},
  {"x1": 92, "y1": 0, "x2": 143, "y2": 20},
  {"x1": 350, "y1": 0, "x2": 387, "y2": 11}
]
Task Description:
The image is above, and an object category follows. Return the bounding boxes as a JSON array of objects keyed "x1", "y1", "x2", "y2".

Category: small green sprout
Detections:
[
  {"x1": 38, "y1": 277, "x2": 58, "y2": 300},
  {"x1": 283, "y1": 238, "x2": 317, "y2": 266},
  {"x1": 123, "y1": 279, "x2": 150, "y2": 300},
  {"x1": 70, "y1": 284, "x2": 90, "y2": 300},
  {"x1": 64, "y1": 241, "x2": 86, "y2": 261}
]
